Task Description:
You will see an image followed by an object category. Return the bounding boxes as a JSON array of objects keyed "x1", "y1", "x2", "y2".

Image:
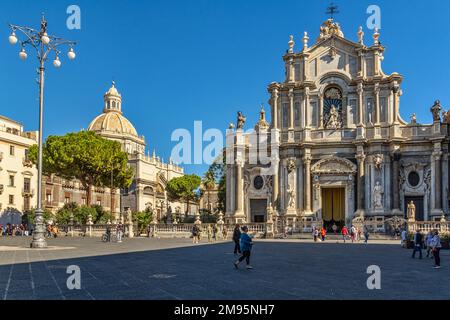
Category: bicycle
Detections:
[{"x1": 101, "y1": 232, "x2": 118, "y2": 243}]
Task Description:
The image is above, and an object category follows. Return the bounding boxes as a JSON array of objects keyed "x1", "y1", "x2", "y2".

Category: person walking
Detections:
[
  {"x1": 411, "y1": 230, "x2": 423, "y2": 259},
  {"x1": 341, "y1": 225, "x2": 348, "y2": 243},
  {"x1": 430, "y1": 229, "x2": 442, "y2": 269},
  {"x1": 116, "y1": 222, "x2": 124, "y2": 242},
  {"x1": 192, "y1": 224, "x2": 200, "y2": 244},
  {"x1": 212, "y1": 224, "x2": 218, "y2": 242},
  {"x1": 425, "y1": 231, "x2": 434, "y2": 259},
  {"x1": 234, "y1": 226, "x2": 254, "y2": 270},
  {"x1": 350, "y1": 225, "x2": 356, "y2": 243},
  {"x1": 363, "y1": 225, "x2": 370, "y2": 244},
  {"x1": 401, "y1": 228, "x2": 407, "y2": 247},
  {"x1": 232, "y1": 224, "x2": 241, "y2": 255},
  {"x1": 313, "y1": 227, "x2": 319, "y2": 242},
  {"x1": 320, "y1": 226, "x2": 326, "y2": 242}
]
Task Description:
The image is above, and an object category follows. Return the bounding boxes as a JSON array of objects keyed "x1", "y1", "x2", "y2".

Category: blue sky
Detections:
[{"x1": 1, "y1": 0, "x2": 450, "y2": 176}]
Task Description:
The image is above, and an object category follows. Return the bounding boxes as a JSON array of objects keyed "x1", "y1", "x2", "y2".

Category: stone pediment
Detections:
[{"x1": 311, "y1": 157, "x2": 356, "y2": 174}]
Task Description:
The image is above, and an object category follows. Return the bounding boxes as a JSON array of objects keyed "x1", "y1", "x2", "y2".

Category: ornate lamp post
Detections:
[{"x1": 8, "y1": 15, "x2": 76, "y2": 248}]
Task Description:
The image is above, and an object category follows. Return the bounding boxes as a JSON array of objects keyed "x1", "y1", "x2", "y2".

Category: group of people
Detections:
[
  {"x1": 341, "y1": 225, "x2": 370, "y2": 243},
  {"x1": 411, "y1": 229, "x2": 442, "y2": 268},
  {"x1": 191, "y1": 224, "x2": 227, "y2": 244},
  {"x1": 0, "y1": 223, "x2": 29, "y2": 236},
  {"x1": 232, "y1": 224, "x2": 254, "y2": 270},
  {"x1": 310, "y1": 224, "x2": 370, "y2": 243},
  {"x1": 312, "y1": 226, "x2": 327, "y2": 242}
]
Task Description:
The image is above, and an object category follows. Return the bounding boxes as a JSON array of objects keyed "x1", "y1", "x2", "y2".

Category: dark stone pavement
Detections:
[{"x1": 0, "y1": 237, "x2": 448, "y2": 300}]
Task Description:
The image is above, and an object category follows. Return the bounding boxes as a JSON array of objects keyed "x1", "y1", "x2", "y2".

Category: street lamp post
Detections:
[{"x1": 8, "y1": 15, "x2": 76, "y2": 248}]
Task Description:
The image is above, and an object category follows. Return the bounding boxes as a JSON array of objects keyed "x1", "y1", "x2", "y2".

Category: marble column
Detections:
[
  {"x1": 356, "y1": 153, "x2": 366, "y2": 213},
  {"x1": 289, "y1": 89, "x2": 294, "y2": 129},
  {"x1": 357, "y1": 83, "x2": 364, "y2": 126},
  {"x1": 318, "y1": 93, "x2": 324, "y2": 129},
  {"x1": 392, "y1": 154, "x2": 401, "y2": 213},
  {"x1": 235, "y1": 163, "x2": 244, "y2": 216},
  {"x1": 434, "y1": 151, "x2": 442, "y2": 210},
  {"x1": 303, "y1": 152, "x2": 312, "y2": 214},
  {"x1": 272, "y1": 88, "x2": 279, "y2": 129}
]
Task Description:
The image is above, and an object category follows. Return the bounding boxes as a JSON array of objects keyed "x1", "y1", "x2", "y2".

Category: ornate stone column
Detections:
[
  {"x1": 303, "y1": 151, "x2": 312, "y2": 214},
  {"x1": 318, "y1": 92, "x2": 324, "y2": 129},
  {"x1": 235, "y1": 161, "x2": 244, "y2": 216},
  {"x1": 356, "y1": 152, "x2": 366, "y2": 214},
  {"x1": 374, "y1": 83, "x2": 381, "y2": 138},
  {"x1": 272, "y1": 88, "x2": 279, "y2": 129},
  {"x1": 433, "y1": 150, "x2": 443, "y2": 211},
  {"x1": 391, "y1": 153, "x2": 401, "y2": 214},
  {"x1": 288, "y1": 89, "x2": 295, "y2": 142}
]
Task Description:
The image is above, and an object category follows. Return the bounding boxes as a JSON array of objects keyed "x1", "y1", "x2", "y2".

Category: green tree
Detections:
[
  {"x1": 207, "y1": 154, "x2": 226, "y2": 212},
  {"x1": 166, "y1": 174, "x2": 201, "y2": 214},
  {"x1": 27, "y1": 208, "x2": 53, "y2": 225},
  {"x1": 73, "y1": 206, "x2": 97, "y2": 224},
  {"x1": 132, "y1": 209, "x2": 153, "y2": 234},
  {"x1": 29, "y1": 131, "x2": 134, "y2": 206},
  {"x1": 201, "y1": 169, "x2": 216, "y2": 213}
]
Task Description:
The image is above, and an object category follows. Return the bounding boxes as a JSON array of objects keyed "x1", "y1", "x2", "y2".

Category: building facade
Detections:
[
  {"x1": 0, "y1": 115, "x2": 38, "y2": 225},
  {"x1": 226, "y1": 19, "x2": 450, "y2": 230},
  {"x1": 87, "y1": 82, "x2": 190, "y2": 220}
]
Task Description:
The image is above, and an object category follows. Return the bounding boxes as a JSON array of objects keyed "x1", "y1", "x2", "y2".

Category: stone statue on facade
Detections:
[
  {"x1": 431, "y1": 100, "x2": 442, "y2": 122},
  {"x1": 407, "y1": 201, "x2": 416, "y2": 221},
  {"x1": 373, "y1": 154, "x2": 383, "y2": 171},
  {"x1": 372, "y1": 181, "x2": 384, "y2": 210},
  {"x1": 236, "y1": 111, "x2": 246, "y2": 129},
  {"x1": 287, "y1": 158, "x2": 296, "y2": 173},
  {"x1": 326, "y1": 105, "x2": 340, "y2": 129},
  {"x1": 410, "y1": 113, "x2": 417, "y2": 124},
  {"x1": 287, "y1": 184, "x2": 296, "y2": 208}
]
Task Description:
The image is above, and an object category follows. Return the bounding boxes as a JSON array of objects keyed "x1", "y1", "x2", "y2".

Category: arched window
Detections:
[
  {"x1": 323, "y1": 87, "x2": 343, "y2": 129},
  {"x1": 143, "y1": 186, "x2": 154, "y2": 195}
]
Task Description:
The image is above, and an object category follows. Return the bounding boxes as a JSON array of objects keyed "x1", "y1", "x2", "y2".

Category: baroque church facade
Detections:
[{"x1": 225, "y1": 19, "x2": 450, "y2": 230}]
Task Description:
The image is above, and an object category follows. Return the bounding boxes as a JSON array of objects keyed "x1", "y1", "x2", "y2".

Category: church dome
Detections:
[
  {"x1": 87, "y1": 81, "x2": 139, "y2": 137},
  {"x1": 88, "y1": 111, "x2": 138, "y2": 136}
]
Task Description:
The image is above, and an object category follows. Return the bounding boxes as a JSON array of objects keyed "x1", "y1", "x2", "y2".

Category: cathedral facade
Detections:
[
  {"x1": 225, "y1": 19, "x2": 450, "y2": 230},
  {"x1": 87, "y1": 82, "x2": 188, "y2": 220}
]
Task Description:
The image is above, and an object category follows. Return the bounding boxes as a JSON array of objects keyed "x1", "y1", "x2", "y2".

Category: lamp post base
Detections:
[{"x1": 30, "y1": 238, "x2": 47, "y2": 248}]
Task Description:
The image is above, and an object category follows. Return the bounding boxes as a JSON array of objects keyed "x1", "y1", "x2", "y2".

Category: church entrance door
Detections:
[
  {"x1": 321, "y1": 188, "x2": 345, "y2": 231},
  {"x1": 250, "y1": 199, "x2": 267, "y2": 222}
]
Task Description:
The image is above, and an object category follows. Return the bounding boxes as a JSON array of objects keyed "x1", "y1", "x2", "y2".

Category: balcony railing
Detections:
[{"x1": 22, "y1": 188, "x2": 35, "y2": 197}]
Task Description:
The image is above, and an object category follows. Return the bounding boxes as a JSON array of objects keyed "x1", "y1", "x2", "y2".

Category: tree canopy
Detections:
[
  {"x1": 166, "y1": 174, "x2": 201, "y2": 214},
  {"x1": 29, "y1": 131, "x2": 134, "y2": 206}
]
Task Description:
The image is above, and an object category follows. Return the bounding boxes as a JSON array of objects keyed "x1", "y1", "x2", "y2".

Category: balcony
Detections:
[
  {"x1": 45, "y1": 200, "x2": 59, "y2": 208},
  {"x1": 22, "y1": 157, "x2": 33, "y2": 168},
  {"x1": 22, "y1": 188, "x2": 35, "y2": 197}
]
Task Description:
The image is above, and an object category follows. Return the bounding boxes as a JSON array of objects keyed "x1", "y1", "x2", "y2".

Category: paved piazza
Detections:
[{"x1": 0, "y1": 237, "x2": 448, "y2": 300}]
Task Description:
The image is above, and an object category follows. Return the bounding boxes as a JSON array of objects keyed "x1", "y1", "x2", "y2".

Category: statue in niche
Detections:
[
  {"x1": 407, "y1": 201, "x2": 416, "y2": 221},
  {"x1": 326, "y1": 105, "x2": 340, "y2": 129},
  {"x1": 236, "y1": 111, "x2": 246, "y2": 129},
  {"x1": 287, "y1": 184, "x2": 296, "y2": 208},
  {"x1": 372, "y1": 181, "x2": 384, "y2": 210}
]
